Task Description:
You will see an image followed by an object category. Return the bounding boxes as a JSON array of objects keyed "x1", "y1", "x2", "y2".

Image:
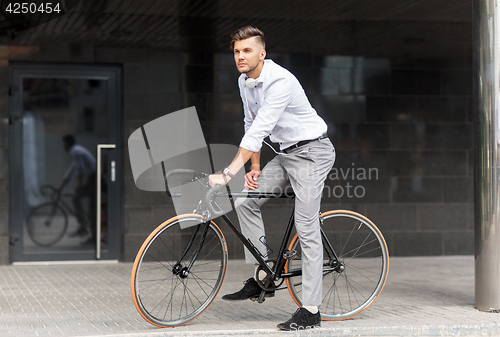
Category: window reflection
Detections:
[{"x1": 22, "y1": 78, "x2": 109, "y2": 253}]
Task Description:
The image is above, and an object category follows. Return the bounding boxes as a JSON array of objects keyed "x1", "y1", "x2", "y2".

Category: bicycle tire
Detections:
[
  {"x1": 131, "y1": 214, "x2": 228, "y2": 327},
  {"x1": 285, "y1": 210, "x2": 389, "y2": 320},
  {"x1": 26, "y1": 202, "x2": 68, "y2": 247}
]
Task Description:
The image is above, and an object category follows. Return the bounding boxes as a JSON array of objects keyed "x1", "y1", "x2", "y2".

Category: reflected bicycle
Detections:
[
  {"x1": 131, "y1": 169, "x2": 389, "y2": 327},
  {"x1": 26, "y1": 185, "x2": 88, "y2": 246}
]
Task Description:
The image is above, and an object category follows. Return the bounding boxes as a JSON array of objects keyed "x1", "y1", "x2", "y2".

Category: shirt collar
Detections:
[
  {"x1": 254, "y1": 59, "x2": 271, "y2": 84},
  {"x1": 241, "y1": 59, "x2": 272, "y2": 86}
]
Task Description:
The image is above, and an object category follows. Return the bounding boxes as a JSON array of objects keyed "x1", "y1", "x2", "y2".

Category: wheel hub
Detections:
[
  {"x1": 172, "y1": 263, "x2": 189, "y2": 278},
  {"x1": 330, "y1": 259, "x2": 345, "y2": 273}
]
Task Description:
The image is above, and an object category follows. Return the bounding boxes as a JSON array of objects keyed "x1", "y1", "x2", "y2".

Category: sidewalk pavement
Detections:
[{"x1": 0, "y1": 256, "x2": 499, "y2": 337}]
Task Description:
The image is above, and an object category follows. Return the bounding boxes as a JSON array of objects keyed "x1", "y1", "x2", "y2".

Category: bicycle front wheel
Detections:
[
  {"x1": 285, "y1": 210, "x2": 389, "y2": 320},
  {"x1": 26, "y1": 202, "x2": 68, "y2": 247},
  {"x1": 131, "y1": 215, "x2": 228, "y2": 327}
]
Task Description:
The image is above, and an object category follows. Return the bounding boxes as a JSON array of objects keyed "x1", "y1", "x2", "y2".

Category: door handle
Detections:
[{"x1": 97, "y1": 144, "x2": 116, "y2": 260}]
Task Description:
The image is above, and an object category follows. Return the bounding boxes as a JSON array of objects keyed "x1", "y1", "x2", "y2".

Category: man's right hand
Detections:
[{"x1": 244, "y1": 169, "x2": 261, "y2": 190}]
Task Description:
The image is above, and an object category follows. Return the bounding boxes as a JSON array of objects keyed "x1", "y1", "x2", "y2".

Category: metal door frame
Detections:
[{"x1": 8, "y1": 62, "x2": 122, "y2": 262}]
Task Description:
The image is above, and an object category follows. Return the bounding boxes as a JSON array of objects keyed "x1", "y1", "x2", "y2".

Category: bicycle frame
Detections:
[
  {"x1": 180, "y1": 190, "x2": 342, "y2": 287},
  {"x1": 56, "y1": 197, "x2": 75, "y2": 216},
  {"x1": 43, "y1": 186, "x2": 77, "y2": 217}
]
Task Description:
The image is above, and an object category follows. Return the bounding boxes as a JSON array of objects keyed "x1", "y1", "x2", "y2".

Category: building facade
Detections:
[{"x1": 0, "y1": 0, "x2": 473, "y2": 263}]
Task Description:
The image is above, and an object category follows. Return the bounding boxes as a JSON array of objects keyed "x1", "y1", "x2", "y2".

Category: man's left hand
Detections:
[{"x1": 209, "y1": 174, "x2": 230, "y2": 187}]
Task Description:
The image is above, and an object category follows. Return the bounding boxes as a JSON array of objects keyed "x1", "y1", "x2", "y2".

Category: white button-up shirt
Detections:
[{"x1": 239, "y1": 59, "x2": 327, "y2": 152}]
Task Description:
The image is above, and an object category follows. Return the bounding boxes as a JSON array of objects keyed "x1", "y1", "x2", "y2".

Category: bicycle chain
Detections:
[
  {"x1": 275, "y1": 282, "x2": 301, "y2": 291},
  {"x1": 255, "y1": 259, "x2": 302, "y2": 291}
]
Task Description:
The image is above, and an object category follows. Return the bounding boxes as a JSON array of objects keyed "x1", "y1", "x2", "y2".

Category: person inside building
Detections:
[{"x1": 58, "y1": 134, "x2": 97, "y2": 243}]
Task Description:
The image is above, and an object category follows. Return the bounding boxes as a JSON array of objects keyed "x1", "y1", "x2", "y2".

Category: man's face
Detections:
[{"x1": 233, "y1": 37, "x2": 265, "y2": 77}]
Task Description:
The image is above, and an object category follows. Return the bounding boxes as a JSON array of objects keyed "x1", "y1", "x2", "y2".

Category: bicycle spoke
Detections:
[
  {"x1": 156, "y1": 234, "x2": 177, "y2": 264},
  {"x1": 340, "y1": 269, "x2": 378, "y2": 294},
  {"x1": 345, "y1": 262, "x2": 383, "y2": 278},
  {"x1": 180, "y1": 279, "x2": 188, "y2": 318},
  {"x1": 148, "y1": 275, "x2": 179, "y2": 316},
  {"x1": 333, "y1": 273, "x2": 343, "y2": 313},
  {"x1": 146, "y1": 250, "x2": 174, "y2": 271},
  {"x1": 187, "y1": 272, "x2": 212, "y2": 298},
  {"x1": 341, "y1": 237, "x2": 379, "y2": 259},
  {"x1": 339, "y1": 224, "x2": 356, "y2": 258},
  {"x1": 322, "y1": 272, "x2": 338, "y2": 312},
  {"x1": 138, "y1": 274, "x2": 175, "y2": 295},
  {"x1": 137, "y1": 264, "x2": 171, "y2": 273}
]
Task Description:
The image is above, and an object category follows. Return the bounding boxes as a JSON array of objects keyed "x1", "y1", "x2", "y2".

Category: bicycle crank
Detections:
[{"x1": 254, "y1": 260, "x2": 284, "y2": 291}]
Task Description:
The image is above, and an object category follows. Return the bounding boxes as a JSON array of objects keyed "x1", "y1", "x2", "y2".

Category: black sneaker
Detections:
[
  {"x1": 277, "y1": 308, "x2": 321, "y2": 331},
  {"x1": 222, "y1": 277, "x2": 275, "y2": 301}
]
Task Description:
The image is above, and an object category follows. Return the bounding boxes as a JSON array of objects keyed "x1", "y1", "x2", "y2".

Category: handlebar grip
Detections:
[
  {"x1": 205, "y1": 184, "x2": 225, "y2": 218},
  {"x1": 164, "y1": 169, "x2": 198, "y2": 197},
  {"x1": 165, "y1": 169, "x2": 198, "y2": 179}
]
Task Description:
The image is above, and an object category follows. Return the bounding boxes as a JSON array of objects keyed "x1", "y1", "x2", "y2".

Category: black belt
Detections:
[{"x1": 283, "y1": 133, "x2": 328, "y2": 153}]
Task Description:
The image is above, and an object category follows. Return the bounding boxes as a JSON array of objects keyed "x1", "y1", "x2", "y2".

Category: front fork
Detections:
[
  {"x1": 172, "y1": 221, "x2": 211, "y2": 278},
  {"x1": 319, "y1": 213, "x2": 345, "y2": 272}
]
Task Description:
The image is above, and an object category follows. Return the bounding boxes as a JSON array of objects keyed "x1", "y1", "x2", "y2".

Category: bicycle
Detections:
[
  {"x1": 131, "y1": 169, "x2": 389, "y2": 327},
  {"x1": 26, "y1": 185, "x2": 87, "y2": 246}
]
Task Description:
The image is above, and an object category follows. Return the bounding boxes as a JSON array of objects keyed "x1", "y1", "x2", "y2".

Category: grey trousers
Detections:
[{"x1": 234, "y1": 138, "x2": 335, "y2": 306}]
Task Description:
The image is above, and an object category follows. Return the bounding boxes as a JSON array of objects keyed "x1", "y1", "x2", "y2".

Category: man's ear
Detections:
[{"x1": 260, "y1": 49, "x2": 266, "y2": 61}]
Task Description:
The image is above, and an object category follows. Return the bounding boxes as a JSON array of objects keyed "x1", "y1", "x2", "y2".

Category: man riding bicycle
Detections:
[{"x1": 209, "y1": 26, "x2": 335, "y2": 331}]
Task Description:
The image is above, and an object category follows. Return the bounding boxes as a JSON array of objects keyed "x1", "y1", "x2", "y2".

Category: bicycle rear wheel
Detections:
[
  {"x1": 26, "y1": 202, "x2": 68, "y2": 247},
  {"x1": 285, "y1": 210, "x2": 389, "y2": 320},
  {"x1": 131, "y1": 215, "x2": 228, "y2": 327}
]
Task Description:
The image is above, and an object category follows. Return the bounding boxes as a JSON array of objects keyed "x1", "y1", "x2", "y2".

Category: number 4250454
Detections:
[{"x1": 5, "y1": 2, "x2": 62, "y2": 14}]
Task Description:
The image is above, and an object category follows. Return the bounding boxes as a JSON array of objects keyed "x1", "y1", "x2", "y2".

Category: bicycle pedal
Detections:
[
  {"x1": 250, "y1": 296, "x2": 265, "y2": 303},
  {"x1": 284, "y1": 249, "x2": 297, "y2": 260}
]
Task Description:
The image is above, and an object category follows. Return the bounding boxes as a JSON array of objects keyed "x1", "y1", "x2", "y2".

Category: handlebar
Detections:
[
  {"x1": 165, "y1": 168, "x2": 295, "y2": 220},
  {"x1": 40, "y1": 185, "x2": 62, "y2": 201},
  {"x1": 205, "y1": 184, "x2": 225, "y2": 218},
  {"x1": 165, "y1": 168, "x2": 225, "y2": 219},
  {"x1": 164, "y1": 169, "x2": 205, "y2": 197}
]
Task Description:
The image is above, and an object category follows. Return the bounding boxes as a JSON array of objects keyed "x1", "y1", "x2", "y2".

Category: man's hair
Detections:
[
  {"x1": 230, "y1": 26, "x2": 265, "y2": 50},
  {"x1": 62, "y1": 134, "x2": 76, "y2": 147}
]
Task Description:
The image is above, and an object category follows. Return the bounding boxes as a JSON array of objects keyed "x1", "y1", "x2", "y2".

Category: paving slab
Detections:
[{"x1": 0, "y1": 256, "x2": 498, "y2": 337}]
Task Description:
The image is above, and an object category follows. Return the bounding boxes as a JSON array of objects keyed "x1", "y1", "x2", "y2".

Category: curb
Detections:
[{"x1": 76, "y1": 323, "x2": 500, "y2": 337}]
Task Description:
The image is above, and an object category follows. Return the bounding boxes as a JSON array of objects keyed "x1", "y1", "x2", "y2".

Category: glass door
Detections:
[{"x1": 9, "y1": 63, "x2": 122, "y2": 262}]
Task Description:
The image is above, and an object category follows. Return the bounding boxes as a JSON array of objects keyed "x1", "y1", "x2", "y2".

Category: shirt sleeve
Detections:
[
  {"x1": 73, "y1": 152, "x2": 86, "y2": 176},
  {"x1": 63, "y1": 161, "x2": 76, "y2": 180},
  {"x1": 240, "y1": 91, "x2": 253, "y2": 133},
  {"x1": 239, "y1": 76, "x2": 293, "y2": 152},
  {"x1": 63, "y1": 147, "x2": 85, "y2": 180},
  {"x1": 238, "y1": 78, "x2": 254, "y2": 133}
]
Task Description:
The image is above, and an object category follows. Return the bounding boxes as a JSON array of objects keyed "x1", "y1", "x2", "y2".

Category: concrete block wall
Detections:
[
  {"x1": 0, "y1": 39, "x2": 473, "y2": 263},
  {"x1": 113, "y1": 50, "x2": 473, "y2": 261}
]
